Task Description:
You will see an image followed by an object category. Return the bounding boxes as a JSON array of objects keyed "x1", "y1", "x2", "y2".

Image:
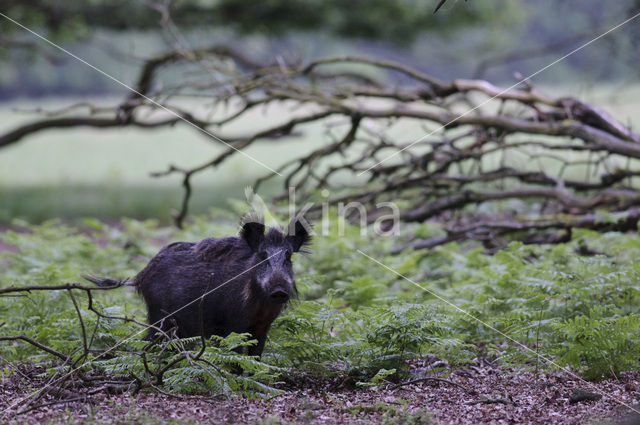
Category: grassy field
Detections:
[
  {"x1": 0, "y1": 98, "x2": 331, "y2": 222},
  {"x1": 1, "y1": 83, "x2": 640, "y2": 223}
]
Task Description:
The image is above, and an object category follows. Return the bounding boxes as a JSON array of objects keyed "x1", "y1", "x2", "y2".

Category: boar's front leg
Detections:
[
  {"x1": 247, "y1": 335, "x2": 267, "y2": 357},
  {"x1": 247, "y1": 319, "x2": 277, "y2": 357}
]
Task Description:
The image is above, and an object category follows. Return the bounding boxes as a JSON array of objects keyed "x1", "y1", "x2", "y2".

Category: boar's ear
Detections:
[
  {"x1": 287, "y1": 216, "x2": 313, "y2": 252},
  {"x1": 240, "y1": 215, "x2": 265, "y2": 252}
]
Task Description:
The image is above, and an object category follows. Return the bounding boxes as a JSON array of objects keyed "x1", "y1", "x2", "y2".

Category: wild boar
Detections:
[{"x1": 86, "y1": 216, "x2": 311, "y2": 356}]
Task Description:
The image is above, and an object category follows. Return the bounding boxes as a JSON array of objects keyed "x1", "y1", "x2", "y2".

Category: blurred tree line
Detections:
[
  {"x1": 1, "y1": 0, "x2": 639, "y2": 98},
  {"x1": 1, "y1": 0, "x2": 505, "y2": 43}
]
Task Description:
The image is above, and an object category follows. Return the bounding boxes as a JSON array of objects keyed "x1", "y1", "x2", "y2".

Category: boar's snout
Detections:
[
  {"x1": 266, "y1": 272, "x2": 294, "y2": 304},
  {"x1": 269, "y1": 287, "x2": 290, "y2": 304},
  {"x1": 262, "y1": 266, "x2": 295, "y2": 304}
]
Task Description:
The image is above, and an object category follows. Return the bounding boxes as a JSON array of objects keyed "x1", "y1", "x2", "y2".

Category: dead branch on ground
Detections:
[{"x1": 2, "y1": 47, "x2": 639, "y2": 246}]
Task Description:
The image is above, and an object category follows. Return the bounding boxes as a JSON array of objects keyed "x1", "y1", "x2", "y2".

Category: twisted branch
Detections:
[{"x1": 2, "y1": 48, "x2": 639, "y2": 244}]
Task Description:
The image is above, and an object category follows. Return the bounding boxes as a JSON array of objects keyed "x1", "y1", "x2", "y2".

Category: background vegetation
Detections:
[{"x1": 2, "y1": 214, "x2": 640, "y2": 400}]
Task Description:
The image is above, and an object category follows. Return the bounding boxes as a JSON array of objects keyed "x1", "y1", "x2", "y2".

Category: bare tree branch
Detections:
[{"x1": 2, "y1": 48, "x2": 639, "y2": 244}]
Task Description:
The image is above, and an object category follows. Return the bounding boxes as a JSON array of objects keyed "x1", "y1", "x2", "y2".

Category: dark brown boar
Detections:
[{"x1": 86, "y1": 216, "x2": 311, "y2": 357}]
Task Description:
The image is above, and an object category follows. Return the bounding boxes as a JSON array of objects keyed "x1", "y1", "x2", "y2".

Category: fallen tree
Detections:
[{"x1": 2, "y1": 47, "x2": 639, "y2": 250}]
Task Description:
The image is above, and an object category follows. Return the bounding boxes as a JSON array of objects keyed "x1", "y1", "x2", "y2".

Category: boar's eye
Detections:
[{"x1": 258, "y1": 251, "x2": 268, "y2": 262}]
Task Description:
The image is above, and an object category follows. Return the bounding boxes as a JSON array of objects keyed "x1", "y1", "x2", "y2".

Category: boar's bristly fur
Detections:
[{"x1": 86, "y1": 216, "x2": 311, "y2": 357}]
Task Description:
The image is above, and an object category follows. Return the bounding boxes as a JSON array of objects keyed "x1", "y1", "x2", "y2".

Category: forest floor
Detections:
[
  {"x1": 3, "y1": 224, "x2": 640, "y2": 424},
  {"x1": 2, "y1": 361, "x2": 640, "y2": 425}
]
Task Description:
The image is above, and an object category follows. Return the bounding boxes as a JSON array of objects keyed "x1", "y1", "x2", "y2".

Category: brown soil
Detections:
[{"x1": 2, "y1": 362, "x2": 639, "y2": 425}]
